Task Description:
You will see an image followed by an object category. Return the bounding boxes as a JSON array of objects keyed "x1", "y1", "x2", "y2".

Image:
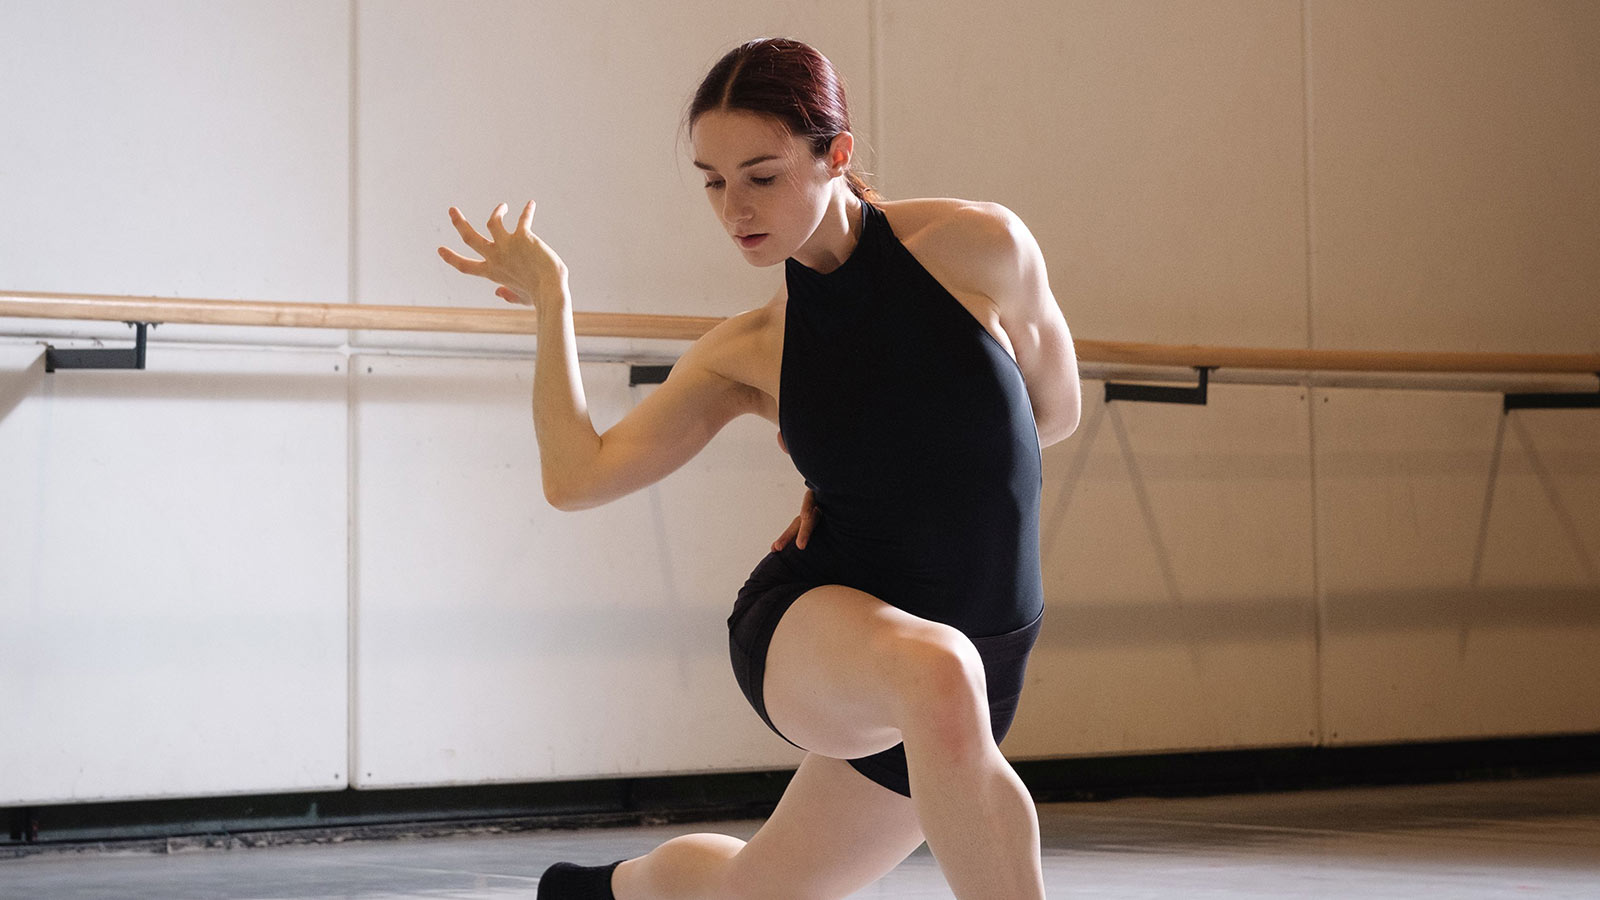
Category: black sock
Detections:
[{"x1": 537, "y1": 860, "x2": 623, "y2": 900}]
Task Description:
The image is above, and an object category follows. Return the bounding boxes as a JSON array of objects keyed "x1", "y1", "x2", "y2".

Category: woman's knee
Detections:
[{"x1": 878, "y1": 625, "x2": 991, "y2": 754}]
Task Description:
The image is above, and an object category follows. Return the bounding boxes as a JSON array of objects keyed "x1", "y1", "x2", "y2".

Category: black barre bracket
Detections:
[
  {"x1": 1504, "y1": 373, "x2": 1600, "y2": 412},
  {"x1": 1105, "y1": 366, "x2": 1211, "y2": 406},
  {"x1": 44, "y1": 322, "x2": 152, "y2": 373},
  {"x1": 629, "y1": 364, "x2": 674, "y2": 386}
]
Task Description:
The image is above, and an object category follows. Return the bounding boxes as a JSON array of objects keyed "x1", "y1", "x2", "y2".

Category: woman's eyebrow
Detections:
[{"x1": 693, "y1": 154, "x2": 783, "y2": 172}]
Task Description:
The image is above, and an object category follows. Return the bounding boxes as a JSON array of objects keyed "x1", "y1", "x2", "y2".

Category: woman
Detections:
[{"x1": 440, "y1": 38, "x2": 1079, "y2": 900}]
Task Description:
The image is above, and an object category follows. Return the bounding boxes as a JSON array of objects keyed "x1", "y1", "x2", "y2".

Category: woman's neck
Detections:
[{"x1": 792, "y1": 189, "x2": 864, "y2": 274}]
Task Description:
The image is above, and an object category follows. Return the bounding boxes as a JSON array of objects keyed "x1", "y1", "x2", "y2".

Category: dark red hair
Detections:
[{"x1": 689, "y1": 38, "x2": 880, "y2": 202}]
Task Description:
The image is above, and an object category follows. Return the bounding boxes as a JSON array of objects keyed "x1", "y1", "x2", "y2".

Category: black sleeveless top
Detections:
[{"x1": 770, "y1": 201, "x2": 1044, "y2": 637}]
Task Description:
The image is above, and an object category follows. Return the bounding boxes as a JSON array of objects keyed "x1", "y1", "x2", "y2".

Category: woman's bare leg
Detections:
[
  {"x1": 762, "y1": 587, "x2": 1046, "y2": 899},
  {"x1": 610, "y1": 753, "x2": 924, "y2": 900}
]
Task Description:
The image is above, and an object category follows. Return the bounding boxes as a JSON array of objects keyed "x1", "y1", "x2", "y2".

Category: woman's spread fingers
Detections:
[
  {"x1": 436, "y1": 245, "x2": 482, "y2": 273},
  {"x1": 448, "y1": 208, "x2": 492, "y2": 253},
  {"x1": 517, "y1": 200, "x2": 535, "y2": 234},
  {"x1": 486, "y1": 203, "x2": 509, "y2": 239}
]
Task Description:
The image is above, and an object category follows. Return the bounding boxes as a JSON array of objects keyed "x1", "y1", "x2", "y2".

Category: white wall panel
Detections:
[
  {"x1": 351, "y1": 355, "x2": 805, "y2": 787},
  {"x1": 1314, "y1": 390, "x2": 1600, "y2": 745},
  {"x1": 878, "y1": 0, "x2": 1309, "y2": 349},
  {"x1": 0, "y1": 0, "x2": 351, "y2": 349},
  {"x1": 1010, "y1": 383, "x2": 1319, "y2": 758},
  {"x1": 353, "y1": 0, "x2": 871, "y2": 355},
  {"x1": 1308, "y1": 0, "x2": 1600, "y2": 354},
  {"x1": 0, "y1": 345, "x2": 348, "y2": 805}
]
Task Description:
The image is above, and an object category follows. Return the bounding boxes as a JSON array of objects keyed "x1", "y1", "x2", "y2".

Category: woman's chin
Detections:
[{"x1": 738, "y1": 246, "x2": 788, "y2": 268}]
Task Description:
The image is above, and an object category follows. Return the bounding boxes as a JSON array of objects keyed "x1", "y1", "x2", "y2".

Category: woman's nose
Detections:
[{"x1": 722, "y1": 188, "x2": 753, "y2": 226}]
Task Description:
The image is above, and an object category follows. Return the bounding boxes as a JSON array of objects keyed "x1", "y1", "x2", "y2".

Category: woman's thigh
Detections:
[
  {"x1": 724, "y1": 752, "x2": 925, "y2": 900},
  {"x1": 761, "y1": 584, "x2": 979, "y2": 761}
]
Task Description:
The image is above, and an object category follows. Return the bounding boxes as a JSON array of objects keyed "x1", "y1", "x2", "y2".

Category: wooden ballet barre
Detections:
[
  {"x1": 0, "y1": 290, "x2": 719, "y2": 341},
  {"x1": 3, "y1": 290, "x2": 1600, "y2": 376},
  {"x1": 1077, "y1": 341, "x2": 1600, "y2": 376}
]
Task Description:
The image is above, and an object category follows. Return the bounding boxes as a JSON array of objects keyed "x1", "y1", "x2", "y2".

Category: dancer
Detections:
[{"x1": 440, "y1": 37, "x2": 1079, "y2": 900}]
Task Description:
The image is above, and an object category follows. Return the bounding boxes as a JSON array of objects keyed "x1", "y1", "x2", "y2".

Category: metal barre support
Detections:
[
  {"x1": 1503, "y1": 373, "x2": 1600, "y2": 412},
  {"x1": 629, "y1": 364, "x2": 673, "y2": 386},
  {"x1": 1105, "y1": 367, "x2": 1211, "y2": 406},
  {"x1": 44, "y1": 322, "x2": 151, "y2": 373}
]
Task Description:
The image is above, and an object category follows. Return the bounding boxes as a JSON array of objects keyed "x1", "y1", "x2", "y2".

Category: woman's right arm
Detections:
[
  {"x1": 439, "y1": 202, "x2": 764, "y2": 510},
  {"x1": 536, "y1": 321, "x2": 764, "y2": 510}
]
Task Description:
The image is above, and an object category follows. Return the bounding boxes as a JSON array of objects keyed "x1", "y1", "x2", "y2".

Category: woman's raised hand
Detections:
[{"x1": 437, "y1": 202, "x2": 567, "y2": 309}]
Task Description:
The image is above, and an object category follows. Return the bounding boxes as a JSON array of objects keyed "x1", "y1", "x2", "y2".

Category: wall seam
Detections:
[
  {"x1": 869, "y1": 0, "x2": 884, "y2": 190},
  {"x1": 1302, "y1": 0, "x2": 1317, "y2": 354},
  {"x1": 345, "y1": 0, "x2": 362, "y2": 788},
  {"x1": 1301, "y1": 0, "x2": 1327, "y2": 748}
]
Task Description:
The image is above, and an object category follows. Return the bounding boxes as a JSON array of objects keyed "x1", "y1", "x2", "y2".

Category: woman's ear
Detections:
[{"x1": 826, "y1": 132, "x2": 855, "y2": 175}]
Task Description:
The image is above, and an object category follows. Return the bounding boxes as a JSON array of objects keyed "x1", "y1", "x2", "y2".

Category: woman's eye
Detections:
[
  {"x1": 704, "y1": 180, "x2": 725, "y2": 191},
  {"x1": 752, "y1": 176, "x2": 777, "y2": 186}
]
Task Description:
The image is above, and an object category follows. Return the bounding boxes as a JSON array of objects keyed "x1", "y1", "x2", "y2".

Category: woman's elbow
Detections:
[
  {"x1": 542, "y1": 473, "x2": 597, "y2": 512},
  {"x1": 1038, "y1": 415, "x2": 1079, "y2": 448},
  {"x1": 544, "y1": 489, "x2": 582, "y2": 512},
  {"x1": 542, "y1": 483, "x2": 578, "y2": 512},
  {"x1": 1040, "y1": 397, "x2": 1083, "y2": 447}
]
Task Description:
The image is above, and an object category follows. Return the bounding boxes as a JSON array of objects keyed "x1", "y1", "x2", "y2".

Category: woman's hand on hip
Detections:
[
  {"x1": 437, "y1": 202, "x2": 567, "y2": 309},
  {"x1": 772, "y1": 488, "x2": 818, "y2": 552}
]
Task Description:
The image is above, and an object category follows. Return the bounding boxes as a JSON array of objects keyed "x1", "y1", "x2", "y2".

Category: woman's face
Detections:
[{"x1": 691, "y1": 109, "x2": 843, "y2": 268}]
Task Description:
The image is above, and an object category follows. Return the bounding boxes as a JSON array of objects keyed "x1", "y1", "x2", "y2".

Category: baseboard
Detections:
[
  {"x1": 1013, "y1": 732, "x2": 1600, "y2": 802},
  {"x1": 5, "y1": 732, "x2": 1598, "y2": 857}
]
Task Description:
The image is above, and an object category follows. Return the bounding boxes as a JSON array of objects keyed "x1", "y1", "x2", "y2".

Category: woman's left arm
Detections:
[{"x1": 970, "y1": 205, "x2": 1081, "y2": 446}]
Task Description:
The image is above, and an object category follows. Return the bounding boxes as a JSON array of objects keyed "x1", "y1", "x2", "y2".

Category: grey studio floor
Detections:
[{"x1": 3, "y1": 775, "x2": 1599, "y2": 899}]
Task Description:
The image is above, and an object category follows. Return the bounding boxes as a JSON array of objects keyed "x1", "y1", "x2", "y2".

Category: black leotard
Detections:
[{"x1": 727, "y1": 200, "x2": 1045, "y2": 795}]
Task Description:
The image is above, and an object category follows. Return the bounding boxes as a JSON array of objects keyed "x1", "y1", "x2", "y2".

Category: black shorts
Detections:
[{"x1": 727, "y1": 551, "x2": 1044, "y2": 797}]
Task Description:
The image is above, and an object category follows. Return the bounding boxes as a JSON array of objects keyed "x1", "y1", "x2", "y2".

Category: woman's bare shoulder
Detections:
[
  {"x1": 697, "y1": 285, "x2": 784, "y2": 349},
  {"x1": 877, "y1": 197, "x2": 1018, "y2": 241},
  {"x1": 677, "y1": 285, "x2": 785, "y2": 417},
  {"x1": 878, "y1": 197, "x2": 1033, "y2": 294}
]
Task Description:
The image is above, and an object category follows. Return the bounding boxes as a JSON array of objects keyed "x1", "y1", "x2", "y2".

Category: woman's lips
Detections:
[{"x1": 737, "y1": 233, "x2": 768, "y2": 249}]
